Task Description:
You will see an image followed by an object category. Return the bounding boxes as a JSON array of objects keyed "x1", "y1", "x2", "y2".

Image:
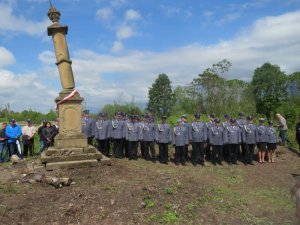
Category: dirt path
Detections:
[{"x1": 0, "y1": 146, "x2": 299, "y2": 225}]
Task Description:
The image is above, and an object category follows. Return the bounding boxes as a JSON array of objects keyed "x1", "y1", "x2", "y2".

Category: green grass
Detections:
[{"x1": 0, "y1": 184, "x2": 20, "y2": 194}]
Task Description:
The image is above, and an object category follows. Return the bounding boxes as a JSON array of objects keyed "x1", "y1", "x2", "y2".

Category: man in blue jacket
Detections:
[{"x1": 5, "y1": 119, "x2": 22, "y2": 157}]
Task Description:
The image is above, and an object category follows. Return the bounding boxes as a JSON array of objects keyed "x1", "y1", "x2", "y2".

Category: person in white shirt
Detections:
[{"x1": 22, "y1": 119, "x2": 36, "y2": 157}]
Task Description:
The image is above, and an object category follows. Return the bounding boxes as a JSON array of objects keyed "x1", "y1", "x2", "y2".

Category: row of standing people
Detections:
[
  {"x1": 82, "y1": 110, "x2": 279, "y2": 166},
  {"x1": 0, "y1": 118, "x2": 59, "y2": 162}
]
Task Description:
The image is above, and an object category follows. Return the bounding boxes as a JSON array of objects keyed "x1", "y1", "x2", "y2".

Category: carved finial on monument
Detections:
[{"x1": 48, "y1": 1, "x2": 61, "y2": 24}]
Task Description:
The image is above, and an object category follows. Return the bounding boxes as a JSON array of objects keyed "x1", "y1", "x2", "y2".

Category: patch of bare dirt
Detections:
[{"x1": 0, "y1": 146, "x2": 299, "y2": 225}]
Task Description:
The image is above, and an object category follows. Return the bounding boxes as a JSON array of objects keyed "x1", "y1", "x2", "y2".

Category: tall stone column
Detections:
[{"x1": 40, "y1": 3, "x2": 105, "y2": 170}]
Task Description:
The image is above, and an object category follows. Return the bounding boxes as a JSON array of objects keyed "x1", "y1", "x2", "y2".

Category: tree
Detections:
[
  {"x1": 147, "y1": 74, "x2": 173, "y2": 116},
  {"x1": 194, "y1": 59, "x2": 232, "y2": 115},
  {"x1": 251, "y1": 62, "x2": 287, "y2": 118},
  {"x1": 171, "y1": 84, "x2": 203, "y2": 116}
]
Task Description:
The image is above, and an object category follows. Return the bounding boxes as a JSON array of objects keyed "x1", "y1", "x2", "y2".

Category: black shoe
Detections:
[
  {"x1": 182, "y1": 162, "x2": 186, "y2": 166},
  {"x1": 192, "y1": 162, "x2": 197, "y2": 167}
]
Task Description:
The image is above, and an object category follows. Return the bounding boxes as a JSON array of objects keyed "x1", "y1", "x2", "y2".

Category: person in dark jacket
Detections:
[
  {"x1": 0, "y1": 123, "x2": 8, "y2": 162},
  {"x1": 38, "y1": 120, "x2": 47, "y2": 155},
  {"x1": 296, "y1": 121, "x2": 300, "y2": 150},
  {"x1": 43, "y1": 122, "x2": 55, "y2": 148}
]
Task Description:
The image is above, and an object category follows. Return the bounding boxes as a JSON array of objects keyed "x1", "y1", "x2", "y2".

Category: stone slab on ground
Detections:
[{"x1": 46, "y1": 159, "x2": 99, "y2": 170}]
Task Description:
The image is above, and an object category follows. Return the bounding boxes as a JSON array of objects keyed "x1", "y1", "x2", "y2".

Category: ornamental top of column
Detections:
[{"x1": 48, "y1": 1, "x2": 61, "y2": 24}]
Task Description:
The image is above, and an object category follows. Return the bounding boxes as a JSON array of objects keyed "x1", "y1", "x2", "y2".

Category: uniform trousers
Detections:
[
  {"x1": 96, "y1": 139, "x2": 109, "y2": 156},
  {"x1": 123, "y1": 138, "x2": 128, "y2": 157},
  {"x1": 87, "y1": 136, "x2": 94, "y2": 145},
  {"x1": 128, "y1": 141, "x2": 138, "y2": 160},
  {"x1": 206, "y1": 140, "x2": 211, "y2": 160},
  {"x1": 23, "y1": 139, "x2": 34, "y2": 157},
  {"x1": 139, "y1": 140, "x2": 145, "y2": 158},
  {"x1": 143, "y1": 141, "x2": 156, "y2": 160},
  {"x1": 113, "y1": 138, "x2": 123, "y2": 158},
  {"x1": 191, "y1": 142, "x2": 205, "y2": 164},
  {"x1": 159, "y1": 143, "x2": 169, "y2": 163},
  {"x1": 212, "y1": 145, "x2": 223, "y2": 164},
  {"x1": 228, "y1": 144, "x2": 239, "y2": 164},
  {"x1": 175, "y1": 146, "x2": 185, "y2": 164},
  {"x1": 244, "y1": 144, "x2": 255, "y2": 164}
]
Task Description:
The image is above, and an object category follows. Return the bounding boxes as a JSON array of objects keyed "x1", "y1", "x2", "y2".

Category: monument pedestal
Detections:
[{"x1": 41, "y1": 90, "x2": 107, "y2": 170}]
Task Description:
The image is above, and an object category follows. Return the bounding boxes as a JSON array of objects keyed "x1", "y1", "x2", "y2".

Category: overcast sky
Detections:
[{"x1": 0, "y1": 0, "x2": 300, "y2": 113}]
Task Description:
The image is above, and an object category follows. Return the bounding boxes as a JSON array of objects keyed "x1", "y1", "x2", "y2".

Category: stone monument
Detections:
[{"x1": 41, "y1": 3, "x2": 105, "y2": 170}]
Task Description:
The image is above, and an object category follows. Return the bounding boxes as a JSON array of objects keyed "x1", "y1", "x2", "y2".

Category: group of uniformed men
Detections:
[{"x1": 82, "y1": 110, "x2": 278, "y2": 166}]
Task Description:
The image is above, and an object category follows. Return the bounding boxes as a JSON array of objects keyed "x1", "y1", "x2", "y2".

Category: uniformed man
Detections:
[
  {"x1": 209, "y1": 118, "x2": 228, "y2": 165},
  {"x1": 266, "y1": 120, "x2": 278, "y2": 163},
  {"x1": 205, "y1": 114, "x2": 215, "y2": 161},
  {"x1": 189, "y1": 114, "x2": 207, "y2": 166},
  {"x1": 156, "y1": 116, "x2": 172, "y2": 164},
  {"x1": 181, "y1": 114, "x2": 190, "y2": 161},
  {"x1": 110, "y1": 112, "x2": 126, "y2": 158},
  {"x1": 126, "y1": 115, "x2": 141, "y2": 160},
  {"x1": 226, "y1": 118, "x2": 241, "y2": 165},
  {"x1": 172, "y1": 119, "x2": 189, "y2": 166},
  {"x1": 236, "y1": 112, "x2": 247, "y2": 160},
  {"x1": 256, "y1": 118, "x2": 268, "y2": 164},
  {"x1": 82, "y1": 109, "x2": 95, "y2": 145},
  {"x1": 241, "y1": 115, "x2": 257, "y2": 165},
  {"x1": 122, "y1": 112, "x2": 129, "y2": 157},
  {"x1": 139, "y1": 114, "x2": 146, "y2": 159},
  {"x1": 94, "y1": 112, "x2": 110, "y2": 156},
  {"x1": 222, "y1": 114, "x2": 231, "y2": 162},
  {"x1": 141, "y1": 115, "x2": 156, "y2": 162}
]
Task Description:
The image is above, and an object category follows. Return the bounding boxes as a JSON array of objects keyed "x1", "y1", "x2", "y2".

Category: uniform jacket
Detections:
[
  {"x1": 110, "y1": 119, "x2": 126, "y2": 139},
  {"x1": 141, "y1": 122, "x2": 155, "y2": 142},
  {"x1": 155, "y1": 123, "x2": 172, "y2": 143},
  {"x1": 226, "y1": 125, "x2": 241, "y2": 144},
  {"x1": 208, "y1": 125, "x2": 228, "y2": 146},
  {"x1": 82, "y1": 117, "x2": 95, "y2": 137},
  {"x1": 189, "y1": 121, "x2": 207, "y2": 142},
  {"x1": 256, "y1": 125, "x2": 268, "y2": 143},
  {"x1": 5, "y1": 124, "x2": 22, "y2": 143},
  {"x1": 126, "y1": 122, "x2": 141, "y2": 141},
  {"x1": 94, "y1": 119, "x2": 110, "y2": 140},
  {"x1": 241, "y1": 123, "x2": 258, "y2": 144},
  {"x1": 266, "y1": 126, "x2": 278, "y2": 144},
  {"x1": 172, "y1": 126, "x2": 189, "y2": 146}
]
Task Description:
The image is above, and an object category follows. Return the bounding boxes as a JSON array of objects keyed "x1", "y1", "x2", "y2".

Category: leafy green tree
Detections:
[
  {"x1": 171, "y1": 83, "x2": 203, "y2": 116},
  {"x1": 194, "y1": 59, "x2": 231, "y2": 115},
  {"x1": 251, "y1": 62, "x2": 287, "y2": 118},
  {"x1": 147, "y1": 74, "x2": 173, "y2": 116}
]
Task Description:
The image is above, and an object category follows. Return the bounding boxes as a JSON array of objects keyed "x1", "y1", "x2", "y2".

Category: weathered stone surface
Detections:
[
  {"x1": 46, "y1": 159, "x2": 99, "y2": 170},
  {"x1": 41, "y1": 4, "x2": 110, "y2": 170}
]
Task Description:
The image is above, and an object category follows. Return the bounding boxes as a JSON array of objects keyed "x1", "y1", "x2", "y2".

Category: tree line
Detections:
[{"x1": 147, "y1": 60, "x2": 300, "y2": 123}]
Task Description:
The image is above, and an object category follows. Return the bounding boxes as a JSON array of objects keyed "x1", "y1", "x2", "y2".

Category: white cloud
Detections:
[
  {"x1": 0, "y1": 3, "x2": 49, "y2": 36},
  {"x1": 96, "y1": 7, "x2": 114, "y2": 21},
  {"x1": 116, "y1": 25, "x2": 134, "y2": 39},
  {"x1": 2, "y1": 10, "x2": 300, "y2": 113},
  {"x1": 0, "y1": 70, "x2": 57, "y2": 112},
  {"x1": 111, "y1": 41, "x2": 124, "y2": 53},
  {"x1": 125, "y1": 9, "x2": 141, "y2": 21},
  {"x1": 0, "y1": 47, "x2": 15, "y2": 68},
  {"x1": 216, "y1": 13, "x2": 240, "y2": 26}
]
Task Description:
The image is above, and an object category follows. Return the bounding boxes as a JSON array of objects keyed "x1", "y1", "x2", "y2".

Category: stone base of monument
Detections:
[{"x1": 40, "y1": 146, "x2": 107, "y2": 170}]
